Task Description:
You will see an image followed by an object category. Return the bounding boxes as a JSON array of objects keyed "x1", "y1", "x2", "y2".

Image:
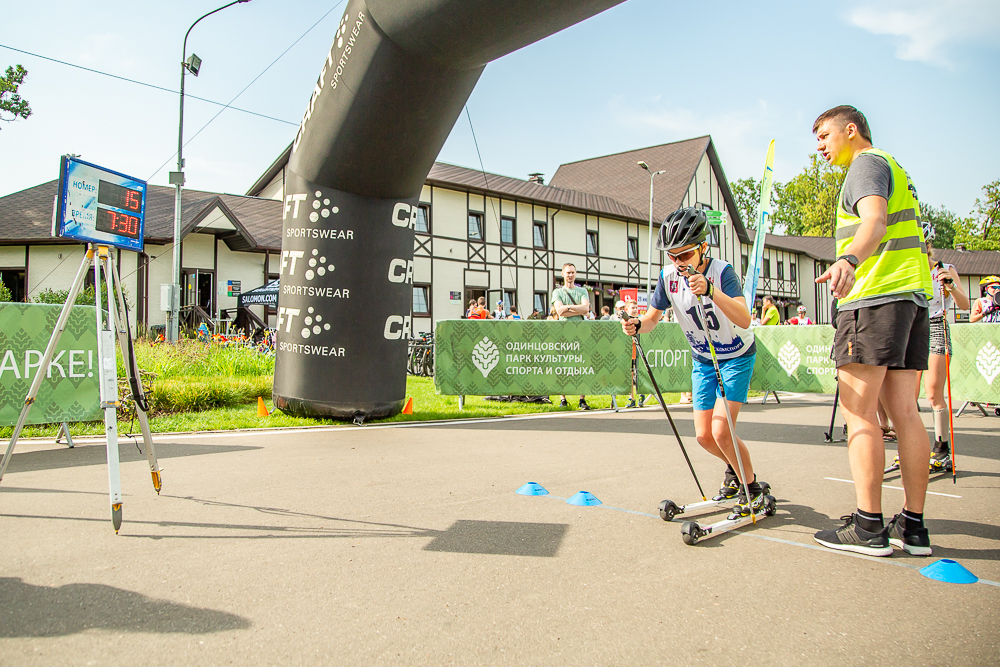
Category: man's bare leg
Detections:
[
  {"x1": 882, "y1": 368, "x2": 930, "y2": 513},
  {"x1": 837, "y1": 363, "x2": 887, "y2": 514}
]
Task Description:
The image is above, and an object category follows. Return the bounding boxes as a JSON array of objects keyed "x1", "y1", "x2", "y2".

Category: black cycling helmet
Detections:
[{"x1": 657, "y1": 207, "x2": 708, "y2": 251}]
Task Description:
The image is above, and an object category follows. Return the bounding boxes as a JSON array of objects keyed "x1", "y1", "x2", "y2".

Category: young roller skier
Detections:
[{"x1": 622, "y1": 207, "x2": 765, "y2": 519}]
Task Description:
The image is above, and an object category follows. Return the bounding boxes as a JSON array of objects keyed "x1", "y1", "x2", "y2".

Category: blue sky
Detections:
[{"x1": 2, "y1": 0, "x2": 997, "y2": 217}]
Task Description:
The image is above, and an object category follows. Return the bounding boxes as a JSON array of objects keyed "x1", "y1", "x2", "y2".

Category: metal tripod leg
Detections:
[
  {"x1": 0, "y1": 248, "x2": 93, "y2": 484},
  {"x1": 56, "y1": 422, "x2": 75, "y2": 448},
  {"x1": 94, "y1": 248, "x2": 124, "y2": 532},
  {"x1": 109, "y1": 260, "x2": 161, "y2": 493}
]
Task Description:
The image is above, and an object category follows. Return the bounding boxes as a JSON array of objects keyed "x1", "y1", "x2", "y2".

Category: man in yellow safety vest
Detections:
[{"x1": 811, "y1": 105, "x2": 934, "y2": 558}]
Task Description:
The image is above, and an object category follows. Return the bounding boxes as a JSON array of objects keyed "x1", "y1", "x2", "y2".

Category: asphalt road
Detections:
[{"x1": 1, "y1": 395, "x2": 997, "y2": 665}]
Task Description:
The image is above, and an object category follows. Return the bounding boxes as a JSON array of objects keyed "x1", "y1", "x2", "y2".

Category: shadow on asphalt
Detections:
[
  {"x1": 0, "y1": 441, "x2": 263, "y2": 475},
  {"x1": 2, "y1": 495, "x2": 568, "y2": 557},
  {"x1": 0, "y1": 577, "x2": 251, "y2": 637},
  {"x1": 424, "y1": 519, "x2": 567, "y2": 557}
]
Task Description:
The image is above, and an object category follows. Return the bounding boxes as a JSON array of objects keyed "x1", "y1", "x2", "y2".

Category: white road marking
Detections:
[{"x1": 824, "y1": 477, "x2": 962, "y2": 498}]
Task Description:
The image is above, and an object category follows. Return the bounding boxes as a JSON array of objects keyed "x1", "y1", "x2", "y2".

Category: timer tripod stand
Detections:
[{"x1": 0, "y1": 244, "x2": 162, "y2": 532}]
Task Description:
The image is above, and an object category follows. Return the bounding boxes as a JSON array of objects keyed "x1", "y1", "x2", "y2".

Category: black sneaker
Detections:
[
  {"x1": 578, "y1": 399, "x2": 591, "y2": 411},
  {"x1": 814, "y1": 514, "x2": 891, "y2": 556},
  {"x1": 887, "y1": 514, "x2": 932, "y2": 556},
  {"x1": 712, "y1": 468, "x2": 740, "y2": 501},
  {"x1": 727, "y1": 481, "x2": 765, "y2": 519},
  {"x1": 559, "y1": 398, "x2": 568, "y2": 408}
]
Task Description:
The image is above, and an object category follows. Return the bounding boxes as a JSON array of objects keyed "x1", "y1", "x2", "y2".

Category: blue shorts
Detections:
[{"x1": 691, "y1": 352, "x2": 755, "y2": 411}]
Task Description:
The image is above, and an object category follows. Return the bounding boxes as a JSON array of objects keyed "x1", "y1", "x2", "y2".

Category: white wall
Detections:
[{"x1": 215, "y1": 240, "x2": 266, "y2": 322}]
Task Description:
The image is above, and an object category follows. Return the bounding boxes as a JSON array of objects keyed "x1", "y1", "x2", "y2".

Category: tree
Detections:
[
  {"x1": 731, "y1": 177, "x2": 781, "y2": 231},
  {"x1": 953, "y1": 179, "x2": 1000, "y2": 251},
  {"x1": 0, "y1": 280, "x2": 12, "y2": 302},
  {"x1": 778, "y1": 154, "x2": 847, "y2": 238},
  {"x1": 0, "y1": 64, "x2": 32, "y2": 127},
  {"x1": 919, "y1": 203, "x2": 960, "y2": 249}
]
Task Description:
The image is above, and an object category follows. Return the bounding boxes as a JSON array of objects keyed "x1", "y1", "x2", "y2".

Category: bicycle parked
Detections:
[{"x1": 408, "y1": 332, "x2": 435, "y2": 377}]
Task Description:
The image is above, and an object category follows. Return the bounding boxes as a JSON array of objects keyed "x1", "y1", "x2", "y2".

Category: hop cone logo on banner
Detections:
[
  {"x1": 976, "y1": 341, "x2": 1000, "y2": 385},
  {"x1": 472, "y1": 336, "x2": 499, "y2": 378},
  {"x1": 777, "y1": 340, "x2": 801, "y2": 377}
]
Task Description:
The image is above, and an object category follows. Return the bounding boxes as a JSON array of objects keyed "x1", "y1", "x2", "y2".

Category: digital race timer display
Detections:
[{"x1": 55, "y1": 156, "x2": 146, "y2": 252}]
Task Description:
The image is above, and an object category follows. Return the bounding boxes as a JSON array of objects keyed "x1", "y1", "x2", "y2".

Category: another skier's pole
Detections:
[
  {"x1": 945, "y1": 333, "x2": 957, "y2": 485},
  {"x1": 626, "y1": 321, "x2": 706, "y2": 501},
  {"x1": 690, "y1": 289, "x2": 755, "y2": 524}
]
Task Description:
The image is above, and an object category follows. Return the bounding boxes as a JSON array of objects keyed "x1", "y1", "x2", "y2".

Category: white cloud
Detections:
[{"x1": 848, "y1": 0, "x2": 1000, "y2": 67}]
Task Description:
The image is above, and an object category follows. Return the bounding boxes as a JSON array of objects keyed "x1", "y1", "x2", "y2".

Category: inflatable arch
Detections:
[{"x1": 274, "y1": 0, "x2": 626, "y2": 419}]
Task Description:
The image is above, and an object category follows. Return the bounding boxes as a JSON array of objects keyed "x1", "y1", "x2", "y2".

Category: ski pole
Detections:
[
  {"x1": 825, "y1": 384, "x2": 840, "y2": 442},
  {"x1": 687, "y1": 274, "x2": 755, "y2": 524},
  {"x1": 945, "y1": 329, "x2": 957, "y2": 485},
  {"x1": 625, "y1": 322, "x2": 707, "y2": 501}
]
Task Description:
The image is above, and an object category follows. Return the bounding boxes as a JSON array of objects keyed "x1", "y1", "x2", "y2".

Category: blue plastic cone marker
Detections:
[
  {"x1": 516, "y1": 482, "x2": 549, "y2": 496},
  {"x1": 920, "y1": 559, "x2": 979, "y2": 584},
  {"x1": 567, "y1": 491, "x2": 602, "y2": 506}
]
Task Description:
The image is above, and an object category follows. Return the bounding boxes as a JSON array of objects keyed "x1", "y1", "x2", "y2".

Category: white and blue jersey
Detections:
[{"x1": 650, "y1": 258, "x2": 755, "y2": 365}]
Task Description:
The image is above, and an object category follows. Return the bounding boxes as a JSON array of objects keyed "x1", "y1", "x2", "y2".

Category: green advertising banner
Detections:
[
  {"x1": 948, "y1": 323, "x2": 1000, "y2": 404},
  {"x1": 435, "y1": 321, "x2": 1000, "y2": 404},
  {"x1": 750, "y1": 326, "x2": 837, "y2": 394},
  {"x1": 0, "y1": 303, "x2": 102, "y2": 426},
  {"x1": 434, "y1": 320, "x2": 635, "y2": 395}
]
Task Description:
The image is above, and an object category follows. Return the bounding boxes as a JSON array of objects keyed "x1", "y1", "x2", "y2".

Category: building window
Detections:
[
  {"x1": 533, "y1": 221, "x2": 547, "y2": 249},
  {"x1": 586, "y1": 231, "x2": 599, "y2": 256},
  {"x1": 0, "y1": 268, "x2": 26, "y2": 302},
  {"x1": 503, "y1": 290, "x2": 516, "y2": 310},
  {"x1": 762, "y1": 258, "x2": 770, "y2": 278},
  {"x1": 627, "y1": 237, "x2": 638, "y2": 261},
  {"x1": 789, "y1": 262, "x2": 797, "y2": 282},
  {"x1": 415, "y1": 204, "x2": 431, "y2": 234},
  {"x1": 707, "y1": 225, "x2": 720, "y2": 247},
  {"x1": 741, "y1": 255, "x2": 748, "y2": 275},
  {"x1": 777, "y1": 260, "x2": 784, "y2": 280},
  {"x1": 534, "y1": 292, "x2": 547, "y2": 315},
  {"x1": 501, "y1": 216, "x2": 516, "y2": 245},
  {"x1": 468, "y1": 212, "x2": 484, "y2": 241},
  {"x1": 412, "y1": 284, "x2": 430, "y2": 316}
]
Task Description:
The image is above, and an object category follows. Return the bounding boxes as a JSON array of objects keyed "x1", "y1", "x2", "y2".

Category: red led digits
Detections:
[{"x1": 124, "y1": 189, "x2": 141, "y2": 211}]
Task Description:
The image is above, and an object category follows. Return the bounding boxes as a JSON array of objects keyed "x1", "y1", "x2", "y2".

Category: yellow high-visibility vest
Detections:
[{"x1": 835, "y1": 148, "x2": 932, "y2": 306}]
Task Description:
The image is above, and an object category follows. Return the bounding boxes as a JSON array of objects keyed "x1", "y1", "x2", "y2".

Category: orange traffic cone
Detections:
[
  {"x1": 257, "y1": 396, "x2": 270, "y2": 417},
  {"x1": 402, "y1": 397, "x2": 414, "y2": 415}
]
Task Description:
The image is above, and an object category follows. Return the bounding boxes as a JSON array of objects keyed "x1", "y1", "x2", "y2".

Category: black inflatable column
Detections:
[{"x1": 273, "y1": 0, "x2": 625, "y2": 419}]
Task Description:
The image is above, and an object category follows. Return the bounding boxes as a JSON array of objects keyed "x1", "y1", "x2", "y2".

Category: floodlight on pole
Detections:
[
  {"x1": 638, "y1": 161, "x2": 666, "y2": 308},
  {"x1": 168, "y1": 0, "x2": 253, "y2": 342}
]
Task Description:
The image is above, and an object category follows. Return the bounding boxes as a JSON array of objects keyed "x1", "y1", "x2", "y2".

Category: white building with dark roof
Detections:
[{"x1": 3, "y1": 136, "x2": 997, "y2": 330}]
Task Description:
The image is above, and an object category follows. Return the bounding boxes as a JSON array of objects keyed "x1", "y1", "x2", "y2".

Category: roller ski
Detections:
[
  {"x1": 884, "y1": 440, "x2": 952, "y2": 475},
  {"x1": 659, "y1": 468, "x2": 770, "y2": 521},
  {"x1": 680, "y1": 482, "x2": 777, "y2": 545}
]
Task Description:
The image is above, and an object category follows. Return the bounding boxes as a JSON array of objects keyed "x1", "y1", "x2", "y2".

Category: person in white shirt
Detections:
[{"x1": 785, "y1": 306, "x2": 814, "y2": 325}]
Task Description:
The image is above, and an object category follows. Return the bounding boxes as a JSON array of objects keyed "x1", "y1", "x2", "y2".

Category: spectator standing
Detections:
[
  {"x1": 552, "y1": 262, "x2": 591, "y2": 410},
  {"x1": 786, "y1": 306, "x2": 814, "y2": 325},
  {"x1": 760, "y1": 295, "x2": 780, "y2": 325},
  {"x1": 811, "y1": 105, "x2": 933, "y2": 557},
  {"x1": 468, "y1": 296, "x2": 490, "y2": 320},
  {"x1": 970, "y1": 276, "x2": 1000, "y2": 323},
  {"x1": 599, "y1": 305, "x2": 612, "y2": 320},
  {"x1": 508, "y1": 305, "x2": 522, "y2": 320}
]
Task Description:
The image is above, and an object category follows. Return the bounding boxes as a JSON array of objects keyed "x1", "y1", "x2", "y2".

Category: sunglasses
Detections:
[
  {"x1": 667, "y1": 246, "x2": 700, "y2": 263},
  {"x1": 987, "y1": 284, "x2": 1000, "y2": 291}
]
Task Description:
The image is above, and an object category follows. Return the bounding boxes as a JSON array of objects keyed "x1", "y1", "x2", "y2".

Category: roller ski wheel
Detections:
[
  {"x1": 681, "y1": 521, "x2": 704, "y2": 545},
  {"x1": 659, "y1": 499, "x2": 680, "y2": 522},
  {"x1": 764, "y1": 495, "x2": 777, "y2": 516}
]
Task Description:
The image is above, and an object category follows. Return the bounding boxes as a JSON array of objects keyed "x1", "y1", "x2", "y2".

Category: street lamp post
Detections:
[
  {"x1": 167, "y1": 0, "x2": 252, "y2": 342},
  {"x1": 637, "y1": 161, "x2": 666, "y2": 307}
]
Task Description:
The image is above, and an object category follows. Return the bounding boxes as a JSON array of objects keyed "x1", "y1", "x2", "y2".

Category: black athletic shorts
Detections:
[{"x1": 833, "y1": 300, "x2": 929, "y2": 370}]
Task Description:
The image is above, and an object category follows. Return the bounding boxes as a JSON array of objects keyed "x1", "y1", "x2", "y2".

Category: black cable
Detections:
[
  {"x1": 147, "y1": 1, "x2": 346, "y2": 181},
  {"x1": 464, "y1": 106, "x2": 519, "y2": 303},
  {"x1": 0, "y1": 44, "x2": 297, "y2": 127}
]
